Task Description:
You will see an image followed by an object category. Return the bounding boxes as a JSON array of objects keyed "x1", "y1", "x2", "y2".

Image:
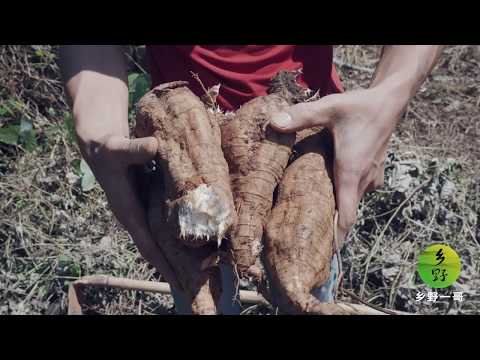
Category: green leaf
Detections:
[
  {"x1": 133, "y1": 74, "x2": 151, "y2": 101},
  {"x1": 57, "y1": 255, "x2": 81, "y2": 277},
  {"x1": 20, "y1": 117, "x2": 33, "y2": 135},
  {"x1": 0, "y1": 106, "x2": 9, "y2": 116},
  {"x1": 128, "y1": 72, "x2": 152, "y2": 123},
  {"x1": 128, "y1": 72, "x2": 151, "y2": 108},
  {"x1": 71, "y1": 263, "x2": 82, "y2": 278},
  {"x1": 80, "y1": 158, "x2": 96, "y2": 192},
  {"x1": 17, "y1": 200, "x2": 26, "y2": 210},
  {"x1": 8, "y1": 99, "x2": 24, "y2": 112},
  {"x1": 58, "y1": 254, "x2": 71, "y2": 266},
  {"x1": 128, "y1": 73, "x2": 140, "y2": 89},
  {"x1": 22, "y1": 130, "x2": 37, "y2": 152},
  {"x1": 18, "y1": 118, "x2": 37, "y2": 152},
  {"x1": 128, "y1": 73, "x2": 140, "y2": 109},
  {"x1": 0, "y1": 125, "x2": 20, "y2": 145},
  {"x1": 70, "y1": 159, "x2": 81, "y2": 176},
  {"x1": 63, "y1": 112, "x2": 76, "y2": 144},
  {"x1": 0, "y1": 102, "x2": 15, "y2": 117}
]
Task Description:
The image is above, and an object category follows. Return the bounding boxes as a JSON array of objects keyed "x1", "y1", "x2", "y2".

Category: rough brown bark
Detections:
[
  {"x1": 145, "y1": 169, "x2": 222, "y2": 314},
  {"x1": 220, "y1": 71, "x2": 310, "y2": 281},
  {"x1": 264, "y1": 129, "x2": 341, "y2": 314},
  {"x1": 135, "y1": 81, "x2": 236, "y2": 248}
]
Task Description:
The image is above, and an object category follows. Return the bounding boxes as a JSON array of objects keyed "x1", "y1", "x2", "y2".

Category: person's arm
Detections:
[
  {"x1": 59, "y1": 46, "x2": 179, "y2": 288},
  {"x1": 270, "y1": 45, "x2": 445, "y2": 244},
  {"x1": 370, "y1": 45, "x2": 445, "y2": 98},
  {"x1": 60, "y1": 45, "x2": 129, "y2": 146}
]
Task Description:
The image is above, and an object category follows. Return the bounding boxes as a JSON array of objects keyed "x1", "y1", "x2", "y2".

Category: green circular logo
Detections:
[{"x1": 417, "y1": 244, "x2": 461, "y2": 288}]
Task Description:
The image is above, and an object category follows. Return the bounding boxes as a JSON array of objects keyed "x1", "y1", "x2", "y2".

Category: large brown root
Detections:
[
  {"x1": 220, "y1": 71, "x2": 311, "y2": 281},
  {"x1": 264, "y1": 130, "x2": 343, "y2": 314},
  {"x1": 135, "y1": 81, "x2": 236, "y2": 248},
  {"x1": 145, "y1": 169, "x2": 222, "y2": 314}
]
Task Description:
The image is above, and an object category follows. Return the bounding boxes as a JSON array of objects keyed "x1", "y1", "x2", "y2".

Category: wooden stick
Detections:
[
  {"x1": 67, "y1": 275, "x2": 269, "y2": 315},
  {"x1": 67, "y1": 275, "x2": 411, "y2": 315}
]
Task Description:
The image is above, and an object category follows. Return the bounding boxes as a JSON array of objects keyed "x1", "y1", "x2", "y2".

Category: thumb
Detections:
[
  {"x1": 269, "y1": 93, "x2": 340, "y2": 133},
  {"x1": 335, "y1": 169, "x2": 360, "y2": 246},
  {"x1": 115, "y1": 137, "x2": 158, "y2": 166}
]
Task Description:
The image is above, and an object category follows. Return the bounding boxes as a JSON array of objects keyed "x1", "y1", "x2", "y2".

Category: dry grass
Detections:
[
  {"x1": 0, "y1": 45, "x2": 478, "y2": 315},
  {"x1": 0, "y1": 45, "x2": 175, "y2": 315},
  {"x1": 334, "y1": 45, "x2": 479, "y2": 314}
]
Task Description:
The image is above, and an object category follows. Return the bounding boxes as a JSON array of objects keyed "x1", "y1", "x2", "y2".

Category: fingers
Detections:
[
  {"x1": 101, "y1": 172, "x2": 181, "y2": 291},
  {"x1": 124, "y1": 137, "x2": 158, "y2": 165},
  {"x1": 334, "y1": 166, "x2": 360, "y2": 246},
  {"x1": 362, "y1": 146, "x2": 387, "y2": 194},
  {"x1": 107, "y1": 136, "x2": 158, "y2": 166},
  {"x1": 102, "y1": 172, "x2": 150, "y2": 241},
  {"x1": 365, "y1": 168, "x2": 385, "y2": 193},
  {"x1": 269, "y1": 94, "x2": 340, "y2": 133},
  {"x1": 374, "y1": 168, "x2": 385, "y2": 188},
  {"x1": 333, "y1": 141, "x2": 388, "y2": 245},
  {"x1": 84, "y1": 134, "x2": 178, "y2": 288}
]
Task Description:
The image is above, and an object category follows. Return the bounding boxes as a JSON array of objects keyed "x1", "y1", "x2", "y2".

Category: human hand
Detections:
[
  {"x1": 78, "y1": 131, "x2": 180, "y2": 288},
  {"x1": 270, "y1": 85, "x2": 406, "y2": 245}
]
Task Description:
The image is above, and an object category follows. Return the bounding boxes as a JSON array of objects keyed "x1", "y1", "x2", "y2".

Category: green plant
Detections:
[
  {"x1": 79, "y1": 159, "x2": 96, "y2": 192},
  {"x1": 128, "y1": 72, "x2": 151, "y2": 123},
  {"x1": 0, "y1": 117, "x2": 38, "y2": 152}
]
